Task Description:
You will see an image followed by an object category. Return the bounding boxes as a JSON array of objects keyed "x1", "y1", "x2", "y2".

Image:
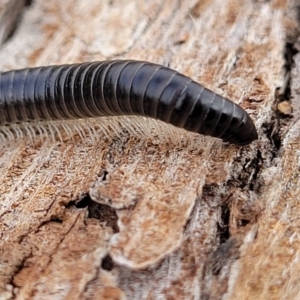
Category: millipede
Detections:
[{"x1": 0, "y1": 60, "x2": 257, "y2": 145}]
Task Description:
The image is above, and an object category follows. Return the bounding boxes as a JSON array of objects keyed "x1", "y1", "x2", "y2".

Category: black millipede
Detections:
[{"x1": 0, "y1": 60, "x2": 258, "y2": 145}]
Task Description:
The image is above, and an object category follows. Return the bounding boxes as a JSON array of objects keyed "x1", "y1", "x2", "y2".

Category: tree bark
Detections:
[{"x1": 0, "y1": 0, "x2": 299, "y2": 299}]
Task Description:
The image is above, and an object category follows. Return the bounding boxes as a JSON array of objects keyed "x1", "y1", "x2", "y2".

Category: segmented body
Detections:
[{"x1": 0, "y1": 60, "x2": 257, "y2": 145}]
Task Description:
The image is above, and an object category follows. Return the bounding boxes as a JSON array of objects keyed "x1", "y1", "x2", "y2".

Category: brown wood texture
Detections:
[{"x1": 0, "y1": 0, "x2": 299, "y2": 299}]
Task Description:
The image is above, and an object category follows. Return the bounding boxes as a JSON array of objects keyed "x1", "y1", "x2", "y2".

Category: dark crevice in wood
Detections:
[
  {"x1": 282, "y1": 42, "x2": 298, "y2": 101},
  {"x1": 101, "y1": 254, "x2": 114, "y2": 271},
  {"x1": 69, "y1": 194, "x2": 91, "y2": 208},
  {"x1": 259, "y1": 9, "x2": 300, "y2": 156},
  {"x1": 218, "y1": 201, "x2": 230, "y2": 244},
  {"x1": 201, "y1": 184, "x2": 231, "y2": 244},
  {"x1": 48, "y1": 216, "x2": 63, "y2": 223},
  {"x1": 100, "y1": 170, "x2": 109, "y2": 182},
  {"x1": 272, "y1": 2, "x2": 300, "y2": 147},
  {"x1": 264, "y1": 17, "x2": 300, "y2": 153},
  {"x1": 209, "y1": 237, "x2": 240, "y2": 276},
  {"x1": 262, "y1": 119, "x2": 281, "y2": 152},
  {"x1": 87, "y1": 200, "x2": 119, "y2": 233},
  {"x1": 67, "y1": 193, "x2": 119, "y2": 233},
  {"x1": 26, "y1": 0, "x2": 33, "y2": 6},
  {"x1": 248, "y1": 149, "x2": 263, "y2": 191},
  {"x1": 228, "y1": 148, "x2": 263, "y2": 193}
]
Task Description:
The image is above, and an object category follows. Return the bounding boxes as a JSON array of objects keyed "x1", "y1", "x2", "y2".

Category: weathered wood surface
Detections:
[{"x1": 0, "y1": 0, "x2": 299, "y2": 299}]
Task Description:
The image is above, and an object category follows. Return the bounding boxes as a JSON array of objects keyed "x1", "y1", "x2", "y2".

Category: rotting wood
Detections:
[{"x1": 0, "y1": 0, "x2": 299, "y2": 299}]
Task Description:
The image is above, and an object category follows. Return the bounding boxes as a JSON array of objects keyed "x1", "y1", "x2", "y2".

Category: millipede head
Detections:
[{"x1": 223, "y1": 114, "x2": 258, "y2": 146}]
